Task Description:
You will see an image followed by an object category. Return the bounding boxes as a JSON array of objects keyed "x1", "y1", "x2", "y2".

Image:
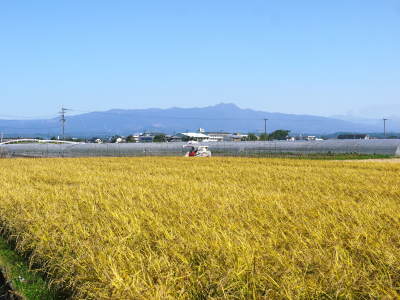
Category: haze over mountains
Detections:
[{"x1": 0, "y1": 103, "x2": 397, "y2": 137}]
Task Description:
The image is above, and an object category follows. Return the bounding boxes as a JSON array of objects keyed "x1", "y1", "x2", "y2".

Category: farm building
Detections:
[{"x1": 337, "y1": 134, "x2": 370, "y2": 140}]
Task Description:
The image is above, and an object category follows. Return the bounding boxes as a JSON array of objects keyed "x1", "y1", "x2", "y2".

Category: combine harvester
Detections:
[{"x1": 183, "y1": 141, "x2": 211, "y2": 157}]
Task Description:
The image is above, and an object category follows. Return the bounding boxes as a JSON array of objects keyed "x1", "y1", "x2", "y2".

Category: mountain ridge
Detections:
[{"x1": 0, "y1": 103, "x2": 395, "y2": 137}]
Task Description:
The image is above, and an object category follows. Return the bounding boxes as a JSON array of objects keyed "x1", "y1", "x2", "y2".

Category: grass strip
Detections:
[{"x1": 0, "y1": 237, "x2": 59, "y2": 300}]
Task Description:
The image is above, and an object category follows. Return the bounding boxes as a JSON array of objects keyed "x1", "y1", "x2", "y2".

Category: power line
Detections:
[{"x1": 59, "y1": 106, "x2": 71, "y2": 140}]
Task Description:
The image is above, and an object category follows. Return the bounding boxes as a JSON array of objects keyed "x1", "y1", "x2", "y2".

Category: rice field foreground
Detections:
[{"x1": 0, "y1": 158, "x2": 399, "y2": 299}]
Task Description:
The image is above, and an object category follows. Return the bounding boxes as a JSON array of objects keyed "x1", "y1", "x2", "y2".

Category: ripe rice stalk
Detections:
[{"x1": 0, "y1": 157, "x2": 399, "y2": 299}]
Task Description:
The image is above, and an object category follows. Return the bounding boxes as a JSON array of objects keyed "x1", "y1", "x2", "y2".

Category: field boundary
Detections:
[{"x1": 0, "y1": 235, "x2": 62, "y2": 300}]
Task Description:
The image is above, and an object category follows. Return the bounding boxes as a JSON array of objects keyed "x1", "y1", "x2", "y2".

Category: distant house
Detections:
[
  {"x1": 305, "y1": 136, "x2": 323, "y2": 141},
  {"x1": 125, "y1": 134, "x2": 140, "y2": 143},
  {"x1": 337, "y1": 134, "x2": 369, "y2": 140},
  {"x1": 178, "y1": 132, "x2": 210, "y2": 142},
  {"x1": 228, "y1": 133, "x2": 248, "y2": 142},
  {"x1": 288, "y1": 135, "x2": 323, "y2": 141},
  {"x1": 110, "y1": 136, "x2": 126, "y2": 143},
  {"x1": 206, "y1": 132, "x2": 234, "y2": 142},
  {"x1": 138, "y1": 134, "x2": 154, "y2": 143},
  {"x1": 177, "y1": 129, "x2": 247, "y2": 142},
  {"x1": 205, "y1": 132, "x2": 226, "y2": 142},
  {"x1": 165, "y1": 135, "x2": 179, "y2": 142}
]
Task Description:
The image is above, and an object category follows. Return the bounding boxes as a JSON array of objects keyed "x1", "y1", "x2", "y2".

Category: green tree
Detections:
[
  {"x1": 269, "y1": 130, "x2": 290, "y2": 140},
  {"x1": 259, "y1": 133, "x2": 269, "y2": 141},
  {"x1": 247, "y1": 133, "x2": 258, "y2": 141},
  {"x1": 153, "y1": 134, "x2": 166, "y2": 142}
]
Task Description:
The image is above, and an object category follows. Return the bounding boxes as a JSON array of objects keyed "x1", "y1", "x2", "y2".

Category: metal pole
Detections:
[
  {"x1": 383, "y1": 118, "x2": 388, "y2": 138},
  {"x1": 264, "y1": 118, "x2": 268, "y2": 138},
  {"x1": 59, "y1": 106, "x2": 70, "y2": 140}
]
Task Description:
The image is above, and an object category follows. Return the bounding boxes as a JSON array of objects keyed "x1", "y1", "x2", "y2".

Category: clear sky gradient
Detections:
[{"x1": 1, "y1": 1, "x2": 399, "y2": 119}]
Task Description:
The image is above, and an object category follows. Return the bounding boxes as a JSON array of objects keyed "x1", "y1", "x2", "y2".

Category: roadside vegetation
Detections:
[
  {"x1": 0, "y1": 237, "x2": 59, "y2": 299},
  {"x1": 0, "y1": 157, "x2": 399, "y2": 299}
]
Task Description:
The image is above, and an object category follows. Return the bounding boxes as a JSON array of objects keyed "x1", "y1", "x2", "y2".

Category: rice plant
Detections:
[{"x1": 0, "y1": 157, "x2": 399, "y2": 299}]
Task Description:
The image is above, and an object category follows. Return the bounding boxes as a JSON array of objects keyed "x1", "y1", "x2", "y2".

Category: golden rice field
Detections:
[{"x1": 0, "y1": 157, "x2": 399, "y2": 299}]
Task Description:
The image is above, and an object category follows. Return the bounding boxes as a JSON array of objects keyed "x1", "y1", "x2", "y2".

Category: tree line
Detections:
[{"x1": 246, "y1": 130, "x2": 290, "y2": 141}]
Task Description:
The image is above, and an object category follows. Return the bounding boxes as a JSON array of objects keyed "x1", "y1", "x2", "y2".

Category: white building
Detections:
[{"x1": 179, "y1": 132, "x2": 211, "y2": 142}]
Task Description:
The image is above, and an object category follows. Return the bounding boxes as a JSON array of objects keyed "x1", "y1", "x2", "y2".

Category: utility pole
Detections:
[
  {"x1": 59, "y1": 106, "x2": 70, "y2": 140},
  {"x1": 264, "y1": 118, "x2": 268, "y2": 140},
  {"x1": 383, "y1": 118, "x2": 388, "y2": 138}
]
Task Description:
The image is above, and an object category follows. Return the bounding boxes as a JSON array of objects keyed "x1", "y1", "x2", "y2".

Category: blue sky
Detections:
[{"x1": 1, "y1": 0, "x2": 399, "y2": 119}]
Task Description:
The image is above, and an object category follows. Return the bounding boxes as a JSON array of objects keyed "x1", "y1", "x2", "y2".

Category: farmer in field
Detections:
[{"x1": 188, "y1": 147, "x2": 197, "y2": 157}]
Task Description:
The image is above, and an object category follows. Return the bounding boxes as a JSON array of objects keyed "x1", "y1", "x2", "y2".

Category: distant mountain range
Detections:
[{"x1": 0, "y1": 103, "x2": 397, "y2": 137}]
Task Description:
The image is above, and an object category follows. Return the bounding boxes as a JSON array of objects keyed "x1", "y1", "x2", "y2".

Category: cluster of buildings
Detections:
[
  {"x1": 94, "y1": 130, "x2": 373, "y2": 144},
  {"x1": 100, "y1": 129, "x2": 249, "y2": 143},
  {"x1": 2, "y1": 131, "x2": 373, "y2": 145},
  {"x1": 178, "y1": 128, "x2": 248, "y2": 142},
  {"x1": 287, "y1": 134, "x2": 370, "y2": 141}
]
